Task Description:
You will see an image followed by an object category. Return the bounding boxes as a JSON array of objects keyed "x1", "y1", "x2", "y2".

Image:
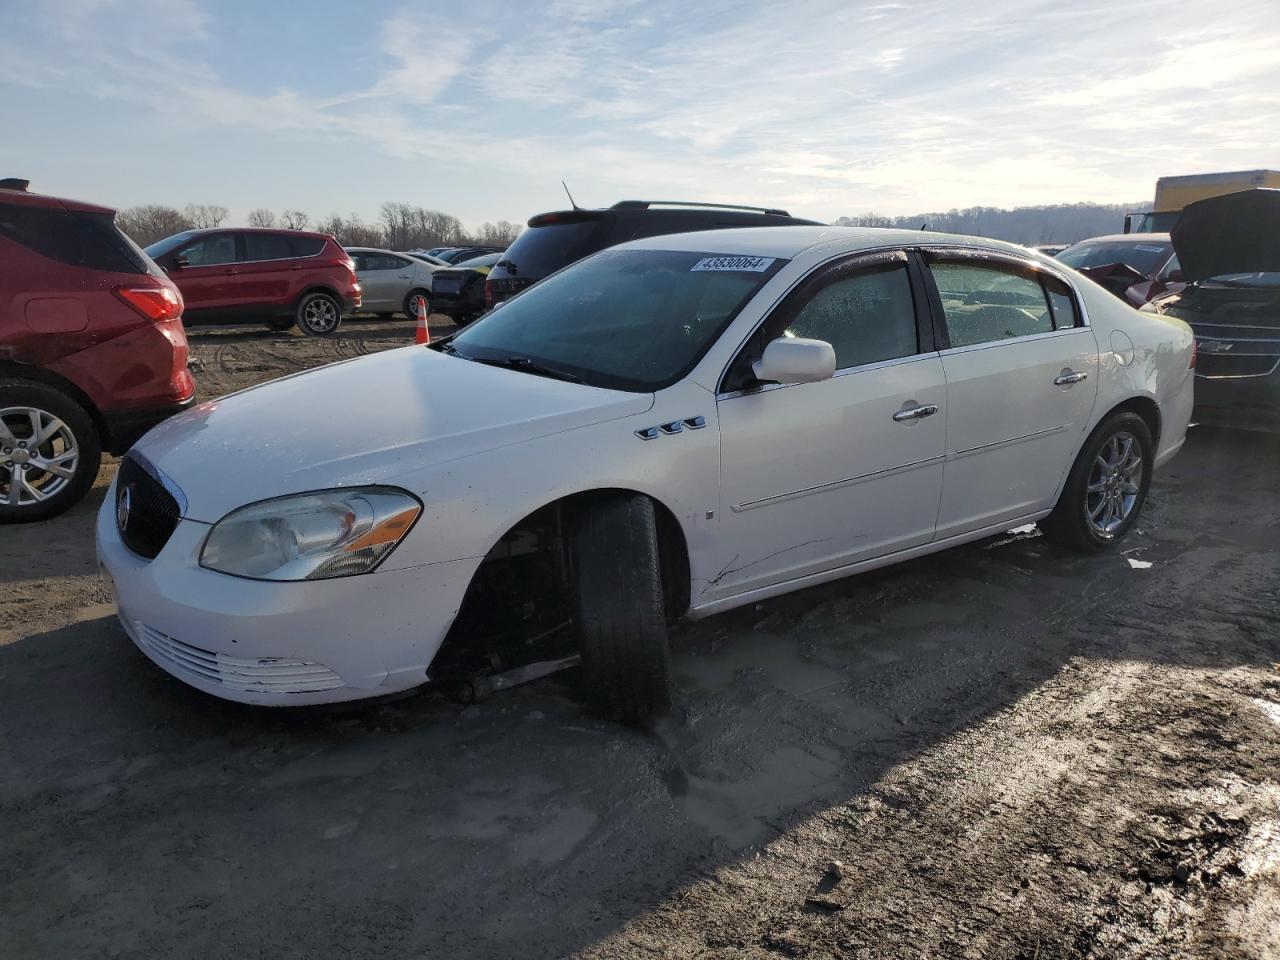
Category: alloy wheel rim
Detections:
[
  {"x1": 409, "y1": 294, "x2": 427, "y2": 316},
  {"x1": 0, "y1": 406, "x2": 80, "y2": 507},
  {"x1": 304, "y1": 297, "x2": 338, "y2": 332},
  {"x1": 1085, "y1": 430, "x2": 1143, "y2": 538}
]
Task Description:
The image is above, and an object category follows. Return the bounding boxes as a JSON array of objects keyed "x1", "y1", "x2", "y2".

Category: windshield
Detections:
[
  {"x1": 449, "y1": 248, "x2": 786, "y2": 391},
  {"x1": 1057, "y1": 240, "x2": 1170, "y2": 275},
  {"x1": 144, "y1": 230, "x2": 201, "y2": 258}
]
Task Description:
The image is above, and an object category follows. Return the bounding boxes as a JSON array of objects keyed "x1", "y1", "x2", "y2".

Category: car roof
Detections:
[
  {"x1": 0, "y1": 183, "x2": 115, "y2": 215},
  {"x1": 198, "y1": 226, "x2": 331, "y2": 239},
  {"x1": 1067, "y1": 233, "x2": 1171, "y2": 245},
  {"x1": 618, "y1": 225, "x2": 1038, "y2": 260}
]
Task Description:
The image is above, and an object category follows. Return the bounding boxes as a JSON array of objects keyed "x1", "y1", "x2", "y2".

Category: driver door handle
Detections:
[
  {"x1": 1054, "y1": 370, "x2": 1088, "y2": 385},
  {"x1": 893, "y1": 403, "x2": 939, "y2": 422}
]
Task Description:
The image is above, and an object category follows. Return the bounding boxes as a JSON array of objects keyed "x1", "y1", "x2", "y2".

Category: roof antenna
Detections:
[
  {"x1": 920, "y1": 221, "x2": 928, "y2": 230},
  {"x1": 562, "y1": 180, "x2": 580, "y2": 210}
]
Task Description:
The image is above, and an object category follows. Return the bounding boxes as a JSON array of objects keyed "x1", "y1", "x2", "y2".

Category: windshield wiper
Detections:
[{"x1": 473, "y1": 355, "x2": 582, "y2": 384}]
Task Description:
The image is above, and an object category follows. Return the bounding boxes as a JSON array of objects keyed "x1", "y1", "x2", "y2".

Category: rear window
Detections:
[
  {"x1": 1057, "y1": 241, "x2": 1170, "y2": 275},
  {"x1": 497, "y1": 218, "x2": 606, "y2": 279},
  {"x1": 0, "y1": 202, "x2": 153, "y2": 274},
  {"x1": 291, "y1": 235, "x2": 325, "y2": 257}
]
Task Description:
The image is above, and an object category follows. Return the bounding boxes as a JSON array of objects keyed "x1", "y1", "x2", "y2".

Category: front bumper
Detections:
[{"x1": 96, "y1": 482, "x2": 476, "y2": 705}]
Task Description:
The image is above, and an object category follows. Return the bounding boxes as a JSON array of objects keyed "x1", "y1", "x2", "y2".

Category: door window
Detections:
[
  {"x1": 783, "y1": 261, "x2": 919, "y2": 370},
  {"x1": 929, "y1": 262, "x2": 1054, "y2": 347},
  {"x1": 243, "y1": 232, "x2": 295, "y2": 262},
  {"x1": 179, "y1": 234, "x2": 237, "y2": 266},
  {"x1": 364, "y1": 253, "x2": 408, "y2": 271}
]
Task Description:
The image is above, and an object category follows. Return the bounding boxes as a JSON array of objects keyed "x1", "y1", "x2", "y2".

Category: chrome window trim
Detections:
[{"x1": 936, "y1": 324, "x2": 1094, "y2": 359}]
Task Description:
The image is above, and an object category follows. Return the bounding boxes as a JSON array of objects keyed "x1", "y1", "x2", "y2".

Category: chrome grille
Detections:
[{"x1": 132, "y1": 622, "x2": 344, "y2": 694}]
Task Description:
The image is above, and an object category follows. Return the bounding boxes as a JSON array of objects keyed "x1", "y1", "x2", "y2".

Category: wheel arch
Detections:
[
  {"x1": 467, "y1": 485, "x2": 693, "y2": 620},
  {"x1": 0, "y1": 360, "x2": 109, "y2": 446},
  {"x1": 1099, "y1": 393, "x2": 1162, "y2": 450}
]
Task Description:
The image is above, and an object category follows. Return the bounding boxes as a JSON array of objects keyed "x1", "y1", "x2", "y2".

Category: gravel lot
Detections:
[{"x1": 2, "y1": 319, "x2": 1278, "y2": 959}]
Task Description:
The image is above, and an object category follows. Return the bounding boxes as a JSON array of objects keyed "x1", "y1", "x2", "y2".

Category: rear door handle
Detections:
[
  {"x1": 893, "y1": 403, "x2": 939, "y2": 422},
  {"x1": 1054, "y1": 370, "x2": 1088, "y2": 385}
]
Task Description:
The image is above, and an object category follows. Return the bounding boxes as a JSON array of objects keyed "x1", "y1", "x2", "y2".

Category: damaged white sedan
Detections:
[{"x1": 98, "y1": 226, "x2": 1195, "y2": 724}]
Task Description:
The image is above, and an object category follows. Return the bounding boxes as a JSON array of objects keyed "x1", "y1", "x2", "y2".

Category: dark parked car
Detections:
[
  {"x1": 144, "y1": 228, "x2": 361, "y2": 335},
  {"x1": 485, "y1": 201, "x2": 820, "y2": 308},
  {"x1": 429, "y1": 253, "x2": 500, "y2": 325},
  {"x1": 434, "y1": 245, "x2": 504, "y2": 264},
  {"x1": 1143, "y1": 188, "x2": 1280, "y2": 427},
  {"x1": 1054, "y1": 234, "x2": 1185, "y2": 307},
  {"x1": 0, "y1": 178, "x2": 195, "y2": 522}
]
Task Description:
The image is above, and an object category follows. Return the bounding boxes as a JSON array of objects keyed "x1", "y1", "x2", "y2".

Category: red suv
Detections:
[
  {"x1": 0, "y1": 178, "x2": 195, "y2": 522},
  {"x1": 144, "y1": 228, "x2": 361, "y2": 335}
]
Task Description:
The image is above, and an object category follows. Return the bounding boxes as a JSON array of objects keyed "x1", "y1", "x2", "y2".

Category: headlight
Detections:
[{"x1": 200, "y1": 487, "x2": 421, "y2": 581}]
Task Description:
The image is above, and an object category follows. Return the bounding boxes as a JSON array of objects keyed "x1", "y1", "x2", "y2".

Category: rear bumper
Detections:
[
  {"x1": 1193, "y1": 369, "x2": 1280, "y2": 430},
  {"x1": 102, "y1": 394, "x2": 197, "y2": 454}
]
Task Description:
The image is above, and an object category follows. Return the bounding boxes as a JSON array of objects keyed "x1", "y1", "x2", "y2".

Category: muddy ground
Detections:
[{"x1": 1, "y1": 319, "x2": 1278, "y2": 959}]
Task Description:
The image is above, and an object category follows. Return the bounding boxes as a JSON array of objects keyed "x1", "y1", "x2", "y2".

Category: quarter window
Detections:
[
  {"x1": 179, "y1": 234, "x2": 238, "y2": 267},
  {"x1": 783, "y1": 261, "x2": 919, "y2": 369},
  {"x1": 1042, "y1": 273, "x2": 1079, "y2": 330},
  {"x1": 929, "y1": 262, "x2": 1054, "y2": 347}
]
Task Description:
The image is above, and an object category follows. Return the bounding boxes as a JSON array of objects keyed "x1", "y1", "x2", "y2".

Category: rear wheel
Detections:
[
  {"x1": 1041, "y1": 411, "x2": 1153, "y2": 551},
  {"x1": 403, "y1": 289, "x2": 430, "y2": 320},
  {"x1": 0, "y1": 380, "x2": 102, "y2": 524},
  {"x1": 571, "y1": 494, "x2": 673, "y2": 726},
  {"x1": 295, "y1": 291, "x2": 342, "y2": 336}
]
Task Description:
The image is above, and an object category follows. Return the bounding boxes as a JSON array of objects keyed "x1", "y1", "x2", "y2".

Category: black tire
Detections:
[
  {"x1": 295, "y1": 291, "x2": 343, "y2": 336},
  {"x1": 571, "y1": 494, "x2": 673, "y2": 726},
  {"x1": 1041, "y1": 411, "x2": 1154, "y2": 552},
  {"x1": 265, "y1": 317, "x2": 294, "y2": 332},
  {"x1": 402, "y1": 289, "x2": 430, "y2": 320},
  {"x1": 0, "y1": 379, "x2": 102, "y2": 524}
]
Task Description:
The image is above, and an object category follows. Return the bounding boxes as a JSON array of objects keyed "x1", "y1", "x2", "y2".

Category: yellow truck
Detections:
[{"x1": 1124, "y1": 169, "x2": 1280, "y2": 233}]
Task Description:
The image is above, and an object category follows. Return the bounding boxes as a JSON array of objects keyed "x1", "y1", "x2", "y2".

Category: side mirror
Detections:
[
  {"x1": 752, "y1": 336, "x2": 836, "y2": 385},
  {"x1": 173, "y1": 255, "x2": 190, "y2": 269}
]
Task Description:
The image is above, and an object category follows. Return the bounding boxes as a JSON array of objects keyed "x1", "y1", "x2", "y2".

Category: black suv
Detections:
[{"x1": 484, "y1": 201, "x2": 819, "y2": 308}]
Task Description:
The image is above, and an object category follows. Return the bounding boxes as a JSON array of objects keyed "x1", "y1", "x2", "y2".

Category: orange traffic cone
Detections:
[{"x1": 414, "y1": 297, "x2": 430, "y2": 345}]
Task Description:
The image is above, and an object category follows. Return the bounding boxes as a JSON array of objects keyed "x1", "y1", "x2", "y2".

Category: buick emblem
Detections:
[{"x1": 117, "y1": 485, "x2": 133, "y2": 531}]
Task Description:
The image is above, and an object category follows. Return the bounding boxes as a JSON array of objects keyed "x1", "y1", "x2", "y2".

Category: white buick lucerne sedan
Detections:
[{"x1": 98, "y1": 226, "x2": 1195, "y2": 724}]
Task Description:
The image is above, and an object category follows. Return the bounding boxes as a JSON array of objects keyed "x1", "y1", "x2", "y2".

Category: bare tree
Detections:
[
  {"x1": 246, "y1": 208, "x2": 277, "y2": 228},
  {"x1": 280, "y1": 209, "x2": 310, "y2": 231},
  {"x1": 116, "y1": 205, "x2": 194, "y2": 247},
  {"x1": 182, "y1": 204, "x2": 229, "y2": 228},
  {"x1": 472, "y1": 220, "x2": 522, "y2": 246}
]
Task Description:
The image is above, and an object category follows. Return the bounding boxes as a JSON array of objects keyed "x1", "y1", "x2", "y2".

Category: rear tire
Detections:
[
  {"x1": 0, "y1": 380, "x2": 102, "y2": 524},
  {"x1": 1041, "y1": 411, "x2": 1153, "y2": 551},
  {"x1": 571, "y1": 494, "x2": 673, "y2": 726},
  {"x1": 295, "y1": 291, "x2": 342, "y2": 336},
  {"x1": 403, "y1": 289, "x2": 430, "y2": 320}
]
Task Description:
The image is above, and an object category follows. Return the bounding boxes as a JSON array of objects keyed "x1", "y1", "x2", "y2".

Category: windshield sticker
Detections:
[
  {"x1": 690, "y1": 256, "x2": 776, "y2": 272},
  {"x1": 1134, "y1": 245, "x2": 1166, "y2": 252}
]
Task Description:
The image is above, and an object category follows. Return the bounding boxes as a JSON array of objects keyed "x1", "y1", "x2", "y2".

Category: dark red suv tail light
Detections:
[
  {"x1": 1189, "y1": 338, "x2": 1197, "y2": 369},
  {"x1": 113, "y1": 284, "x2": 183, "y2": 322}
]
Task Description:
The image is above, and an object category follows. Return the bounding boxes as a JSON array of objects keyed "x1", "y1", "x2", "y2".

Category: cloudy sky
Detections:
[{"x1": 1, "y1": 0, "x2": 1277, "y2": 227}]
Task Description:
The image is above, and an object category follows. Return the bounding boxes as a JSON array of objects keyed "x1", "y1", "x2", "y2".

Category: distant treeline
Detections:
[
  {"x1": 834, "y1": 201, "x2": 1150, "y2": 245},
  {"x1": 116, "y1": 202, "x2": 522, "y2": 250}
]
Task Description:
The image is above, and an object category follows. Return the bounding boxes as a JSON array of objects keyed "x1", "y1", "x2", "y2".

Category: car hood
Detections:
[
  {"x1": 1171, "y1": 188, "x2": 1280, "y2": 281},
  {"x1": 134, "y1": 345, "x2": 654, "y2": 522}
]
